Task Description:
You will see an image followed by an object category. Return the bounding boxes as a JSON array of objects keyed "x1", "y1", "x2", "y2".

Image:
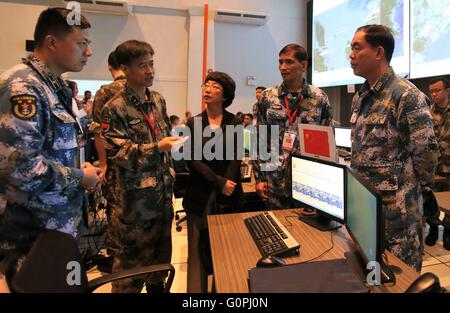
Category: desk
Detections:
[
  {"x1": 435, "y1": 191, "x2": 450, "y2": 215},
  {"x1": 208, "y1": 209, "x2": 419, "y2": 293}
]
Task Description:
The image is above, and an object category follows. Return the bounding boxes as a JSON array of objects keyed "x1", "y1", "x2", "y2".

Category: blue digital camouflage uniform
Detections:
[
  {"x1": 252, "y1": 80, "x2": 333, "y2": 210},
  {"x1": 101, "y1": 85, "x2": 174, "y2": 293},
  {"x1": 350, "y1": 66, "x2": 439, "y2": 272},
  {"x1": 0, "y1": 55, "x2": 83, "y2": 275},
  {"x1": 430, "y1": 101, "x2": 450, "y2": 228}
]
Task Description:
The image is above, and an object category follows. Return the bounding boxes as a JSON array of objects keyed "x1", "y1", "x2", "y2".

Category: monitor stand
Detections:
[{"x1": 298, "y1": 214, "x2": 342, "y2": 231}]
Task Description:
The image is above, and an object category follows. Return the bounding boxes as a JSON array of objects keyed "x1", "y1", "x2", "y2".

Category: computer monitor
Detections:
[
  {"x1": 291, "y1": 154, "x2": 346, "y2": 231},
  {"x1": 243, "y1": 127, "x2": 251, "y2": 152},
  {"x1": 345, "y1": 168, "x2": 394, "y2": 284},
  {"x1": 298, "y1": 124, "x2": 338, "y2": 163},
  {"x1": 334, "y1": 127, "x2": 351, "y2": 150}
]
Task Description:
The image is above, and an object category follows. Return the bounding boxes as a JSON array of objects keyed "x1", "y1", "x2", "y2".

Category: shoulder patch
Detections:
[{"x1": 11, "y1": 95, "x2": 37, "y2": 120}]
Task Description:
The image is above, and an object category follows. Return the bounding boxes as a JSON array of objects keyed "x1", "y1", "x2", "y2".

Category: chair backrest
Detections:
[
  {"x1": 173, "y1": 159, "x2": 190, "y2": 198},
  {"x1": 10, "y1": 230, "x2": 89, "y2": 293}
]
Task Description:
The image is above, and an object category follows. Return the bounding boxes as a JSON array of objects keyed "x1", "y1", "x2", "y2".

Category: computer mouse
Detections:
[
  {"x1": 405, "y1": 272, "x2": 442, "y2": 293},
  {"x1": 256, "y1": 255, "x2": 286, "y2": 268}
]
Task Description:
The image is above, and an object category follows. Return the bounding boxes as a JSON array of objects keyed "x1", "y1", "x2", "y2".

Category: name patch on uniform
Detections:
[
  {"x1": 11, "y1": 95, "x2": 37, "y2": 120},
  {"x1": 101, "y1": 116, "x2": 110, "y2": 132}
]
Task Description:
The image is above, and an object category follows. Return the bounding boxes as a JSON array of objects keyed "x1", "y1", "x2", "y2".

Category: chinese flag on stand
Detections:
[{"x1": 303, "y1": 129, "x2": 330, "y2": 158}]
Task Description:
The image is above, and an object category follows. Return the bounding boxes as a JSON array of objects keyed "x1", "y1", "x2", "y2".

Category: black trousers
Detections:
[{"x1": 186, "y1": 211, "x2": 213, "y2": 293}]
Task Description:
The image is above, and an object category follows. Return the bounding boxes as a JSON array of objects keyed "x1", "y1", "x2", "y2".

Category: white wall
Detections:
[{"x1": 0, "y1": 0, "x2": 307, "y2": 118}]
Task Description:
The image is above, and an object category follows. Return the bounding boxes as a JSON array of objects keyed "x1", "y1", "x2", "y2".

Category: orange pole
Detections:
[{"x1": 201, "y1": 3, "x2": 208, "y2": 111}]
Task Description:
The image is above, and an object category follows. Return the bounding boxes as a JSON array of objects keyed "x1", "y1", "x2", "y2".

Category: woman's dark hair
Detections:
[{"x1": 204, "y1": 71, "x2": 236, "y2": 108}]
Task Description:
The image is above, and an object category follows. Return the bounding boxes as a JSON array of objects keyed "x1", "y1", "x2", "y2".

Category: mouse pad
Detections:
[{"x1": 248, "y1": 258, "x2": 369, "y2": 293}]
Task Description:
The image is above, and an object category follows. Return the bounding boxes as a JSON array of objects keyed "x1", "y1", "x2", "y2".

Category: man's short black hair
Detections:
[
  {"x1": 115, "y1": 40, "x2": 154, "y2": 67},
  {"x1": 108, "y1": 51, "x2": 121, "y2": 70},
  {"x1": 169, "y1": 115, "x2": 180, "y2": 124},
  {"x1": 244, "y1": 113, "x2": 253, "y2": 120},
  {"x1": 34, "y1": 8, "x2": 91, "y2": 49},
  {"x1": 356, "y1": 24, "x2": 395, "y2": 63},
  {"x1": 66, "y1": 80, "x2": 77, "y2": 93},
  {"x1": 279, "y1": 44, "x2": 308, "y2": 62},
  {"x1": 256, "y1": 86, "x2": 266, "y2": 91},
  {"x1": 429, "y1": 77, "x2": 450, "y2": 89}
]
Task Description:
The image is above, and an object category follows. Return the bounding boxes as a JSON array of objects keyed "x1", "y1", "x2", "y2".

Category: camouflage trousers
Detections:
[
  {"x1": 107, "y1": 211, "x2": 173, "y2": 293},
  {"x1": 265, "y1": 168, "x2": 296, "y2": 211},
  {"x1": 382, "y1": 190, "x2": 423, "y2": 272}
]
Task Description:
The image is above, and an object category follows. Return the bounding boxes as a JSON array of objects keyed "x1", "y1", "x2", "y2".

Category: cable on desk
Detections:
[
  {"x1": 382, "y1": 252, "x2": 396, "y2": 286},
  {"x1": 283, "y1": 215, "x2": 300, "y2": 229},
  {"x1": 298, "y1": 230, "x2": 335, "y2": 264}
]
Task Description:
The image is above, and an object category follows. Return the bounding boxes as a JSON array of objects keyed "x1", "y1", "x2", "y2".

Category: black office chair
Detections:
[
  {"x1": 8, "y1": 230, "x2": 175, "y2": 293},
  {"x1": 405, "y1": 272, "x2": 446, "y2": 293},
  {"x1": 173, "y1": 160, "x2": 190, "y2": 232}
]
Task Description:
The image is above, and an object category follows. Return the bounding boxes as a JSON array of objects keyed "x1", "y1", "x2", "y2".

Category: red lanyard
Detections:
[
  {"x1": 283, "y1": 95, "x2": 303, "y2": 125},
  {"x1": 139, "y1": 103, "x2": 159, "y2": 138}
]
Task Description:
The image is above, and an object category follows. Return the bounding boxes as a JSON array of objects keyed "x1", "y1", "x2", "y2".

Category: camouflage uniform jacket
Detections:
[
  {"x1": 90, "y1": 75, "x2": 126, "y2": 134},
  {"x1": 252, "y1": 80, "x2": 332, "y2": 198},
  {"x1": 0, "y1": 55, "x2": 83, "y2": 255},
  {"x1": 430, "y1": 102, "x2": 449, "y2": 175},
  {"x1": 101, "y1": 85, "x2": 174, "y2": 223},
  {"x1": 350, "y1": 67, "x2": 438, "y2": 199}
]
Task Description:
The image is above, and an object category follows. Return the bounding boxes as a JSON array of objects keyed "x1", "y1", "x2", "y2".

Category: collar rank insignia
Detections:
[{"x1": 11, "y1": 95, "x2": 37, "y2": 120}]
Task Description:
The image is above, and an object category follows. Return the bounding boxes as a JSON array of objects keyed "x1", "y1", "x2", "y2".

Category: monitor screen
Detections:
[
  {"x1": 334, "y1": 127, "x2": 352, "y2": 149},
  {"x1": 410, "y1": 0, "x2": 450, "y2": 79},
  {"x1": 243, "y1": 127, "x2": 251, "y2": 152},
  {"x1": 312, "y1": 0, "x2": 409, "y2": 87},
  {"x1": 292, "y1": 155, "x2": 345, "y2": 223},
  {"x1": 345, "y1": 168, "x2": 382, "y2": 266}
]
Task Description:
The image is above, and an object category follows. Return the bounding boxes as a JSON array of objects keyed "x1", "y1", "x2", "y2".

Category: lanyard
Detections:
[
  {"x1": 283, "y1": 95, "x2": 303, "y2": 125},
  {"x1": 139, "y1": 102, "x2": 159, "y2": 139}
]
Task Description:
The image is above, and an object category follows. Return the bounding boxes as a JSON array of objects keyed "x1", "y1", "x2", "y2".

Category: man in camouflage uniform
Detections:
[
  {"x1": 101, "y1": 40, "x2": 180, "y2": 293},
  {"x1": 252, "y1": 86, "x2": 266, "y2": 122},
  {"x1": 426, "y1": 77, "x2": 450, "y2": 249},
  {"x1": 89, "y1": 51, "x2": 126, "y2": 261},
  {"x1": 349, "y1": 25, "x2": 439, "y2": 271},
  {"x1": 0, "y1": 8, "x2": 101, "y2": 282},
  {"x1": 90, "y1": 50, "x2": 126, "y2": 181},
  {"x1": 253, "y1": 44, "x2": 332, "y2": 210}
]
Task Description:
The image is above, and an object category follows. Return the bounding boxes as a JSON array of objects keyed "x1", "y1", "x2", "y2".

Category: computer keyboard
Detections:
[{"x1": 244, "y1": 211, "x2": 300, "y2": 258}]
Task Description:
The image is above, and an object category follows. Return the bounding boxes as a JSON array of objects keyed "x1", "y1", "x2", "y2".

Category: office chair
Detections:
[
  {"x1": 173, "y1": 161, "x2": 190, "y2": 232},
  {"x1": 8, "y1": 230, "x2": 175, "y2": 293},
  {"x1": 405, "y1": 272, "x2": 446, "y2": 293}
]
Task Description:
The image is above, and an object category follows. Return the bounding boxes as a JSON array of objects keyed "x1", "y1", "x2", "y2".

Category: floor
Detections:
[{"x1": 87, "y1": 203, "x2": 450, "y2": 293}]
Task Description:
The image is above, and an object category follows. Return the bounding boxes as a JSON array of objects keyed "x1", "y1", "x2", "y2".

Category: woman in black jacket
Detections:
[{"x1": 182, "y1": 71, "x2": 243, "y2": 292}]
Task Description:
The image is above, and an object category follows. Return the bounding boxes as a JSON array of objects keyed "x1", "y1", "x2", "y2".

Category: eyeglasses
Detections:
[{"x1": 201, "y1": 83, "x2": 223, "y2": 91}]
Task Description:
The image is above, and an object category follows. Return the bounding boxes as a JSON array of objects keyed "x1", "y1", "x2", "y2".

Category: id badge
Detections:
[{"x1": 282, "y1": 131, "x2": 296, "y2": 152}]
